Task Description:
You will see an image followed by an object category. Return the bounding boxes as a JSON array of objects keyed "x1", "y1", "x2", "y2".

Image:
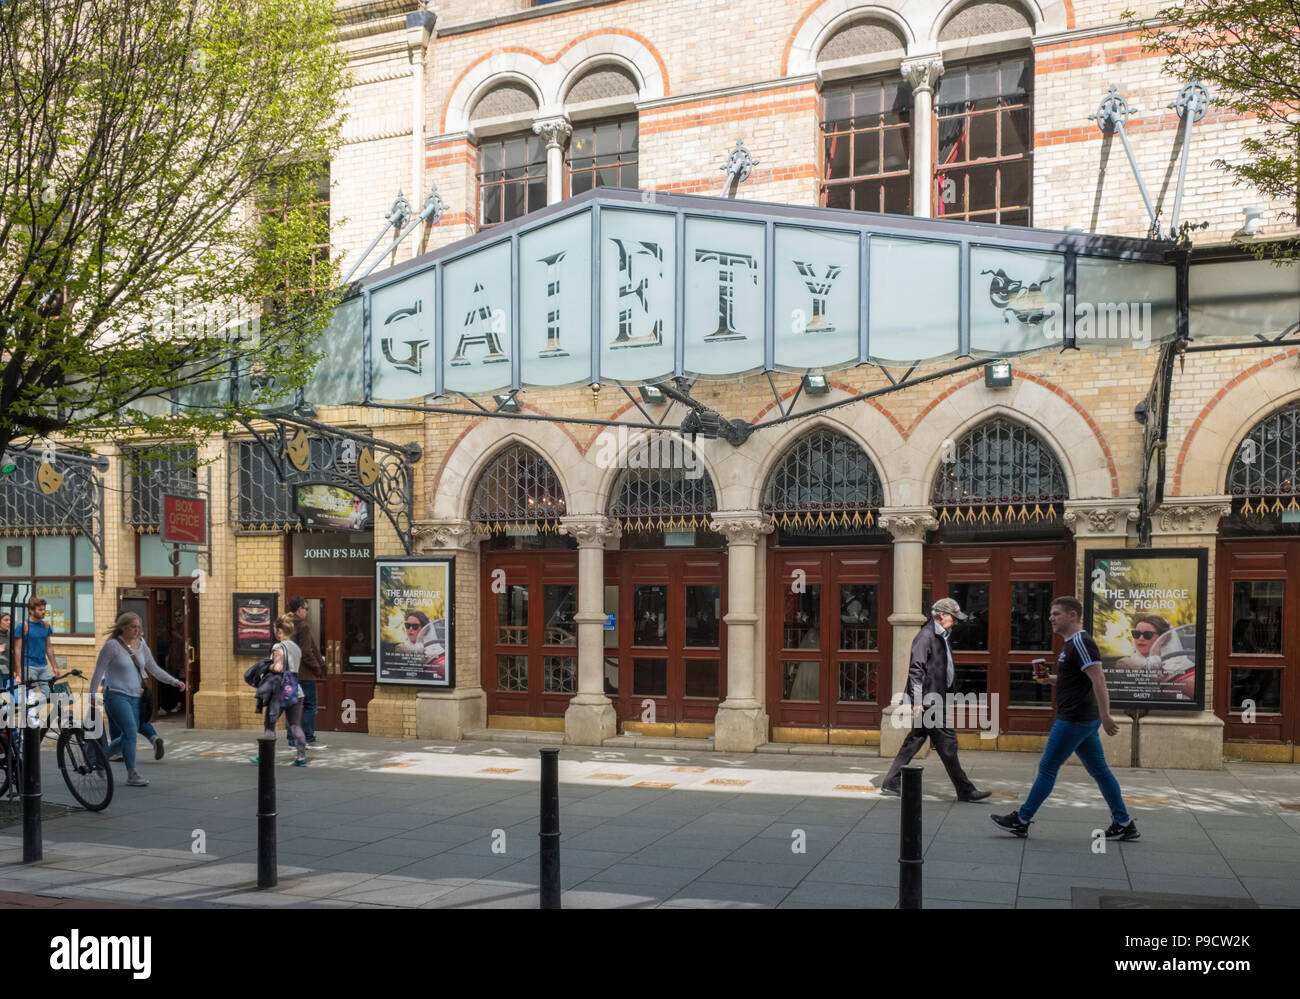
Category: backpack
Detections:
[
  {"x1": 243, "y1": 655, "x2": 274, "y2": 687},
  {"x1": 280, "y1": 669, "x2": 301, "y2": 707}
]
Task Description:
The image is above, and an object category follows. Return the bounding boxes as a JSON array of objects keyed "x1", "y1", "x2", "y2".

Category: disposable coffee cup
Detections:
[{"x1": 1031, "y1": 658, "x2": 1048, "y2": 679}]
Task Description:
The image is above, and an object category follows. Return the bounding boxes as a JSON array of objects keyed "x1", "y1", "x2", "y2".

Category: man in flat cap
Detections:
[{"x1": 879, "y1": 597, "x2": 990, "y2": 801}]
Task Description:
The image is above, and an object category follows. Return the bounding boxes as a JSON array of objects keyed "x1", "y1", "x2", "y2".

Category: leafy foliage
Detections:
[{"x1": 0, "y1": 0, "x2": 350, "y2": 459}]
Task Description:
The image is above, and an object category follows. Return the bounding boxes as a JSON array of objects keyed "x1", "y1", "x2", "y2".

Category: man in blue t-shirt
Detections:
[
  {"x1": 14, "y1": 596, "x2": 62, "y2": 700},
  {"x1": 991, "y1": 595, "x2": 1138, "y2": 841}
]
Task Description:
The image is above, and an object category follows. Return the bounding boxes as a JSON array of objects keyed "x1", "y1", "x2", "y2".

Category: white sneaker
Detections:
[{"x1": 308, "y1": 742, "x2": 326, "y2": 750}]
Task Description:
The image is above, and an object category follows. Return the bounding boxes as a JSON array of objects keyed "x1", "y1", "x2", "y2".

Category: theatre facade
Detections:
[{"x1": 5, "y1": 0, "x2": 1299, "y2": 770}]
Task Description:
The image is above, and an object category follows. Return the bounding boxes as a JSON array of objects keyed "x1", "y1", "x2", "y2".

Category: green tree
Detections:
[
  {"x1": 1124, "y1": 1, "x2": 1300, "y2": 255},
  {"x1": 0, "y1": 0, "x2": 350, "y2": 461}
]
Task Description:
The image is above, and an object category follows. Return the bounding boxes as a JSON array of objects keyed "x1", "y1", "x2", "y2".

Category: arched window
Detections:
[
  {"x1": 564, "y1": 65, "x2": 639, "y2": 197},
  {"x1": 471, "y1": 82, "x2": 545, "y2": 228},
  {"x1": 468, "y1": 444, "x2": 567, "y2": 533},
  {"x1": 762, "y1": 428, "x2": 885, "y2": 531},
  {"x1": 931, "y1": 416, "x2": 1067, "y2": 524},
  {"x1": 607, "y1": 435, "x2": 716, "y2": 532},
  {"x1": 1225, "y1": 401, "x2": 1300, "y2": 528},
  {"x1": 817, "y1": 20, "x2": 911, "y2": 216}
]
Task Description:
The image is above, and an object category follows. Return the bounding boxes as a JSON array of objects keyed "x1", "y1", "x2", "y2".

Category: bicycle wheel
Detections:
[{"x1": 57, "y1": 729, "x2": 113, "y2": 811}]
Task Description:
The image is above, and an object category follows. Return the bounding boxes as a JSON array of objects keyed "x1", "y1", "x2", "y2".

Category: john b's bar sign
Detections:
[{"x1": 303, "y1": 189, "x2": 1179, "y2": 407}]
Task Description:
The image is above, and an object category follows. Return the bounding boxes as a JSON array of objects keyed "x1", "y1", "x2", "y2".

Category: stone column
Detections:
[
  {"x1": 1063, "y1": 499, "x2": 1141, "y2": 768},
  {"x1": 405, "y1": 7, "x2": 436, "y2": 260},
  {"x1": 532, "y1": 116, "x2": 572, "y2": 206},
  {"x1": 559, "y1": 515, "x2": 619, "y2": 745},
  {"x1": 901, "y1": 55, "x2": 944, "y2": 219},
  {"x1": 1145, "y1": 497, "x2": 1232, "y2": 770},
  {"x1": 709, "y1": 512, "x2": 774, "y2": 752},
  {"x1": 877, "y1": 507, "x2": 937, "y2": 759},
  {"x1": 412, "y1": 519, "x2": 487, "y2": 740}
]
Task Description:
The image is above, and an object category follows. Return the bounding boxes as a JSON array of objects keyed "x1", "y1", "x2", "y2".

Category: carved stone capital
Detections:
[
  {"x1": 709, "y1": 511, "x2": 774, "y2": 546},
  {"x1": 559, "y1": 515, "x2": 619, "y2": 548},
  {"x1": 412, "y1": 519, "x2": 478, "y2": 552},
  {"x1": 901, "y1": 55, "x2": 944, "y2": 95},
  {"x1": 878, "y1": 507, "x2": 939, "y2": 541},
  {"x1": 532, "y1": 116, "x2": 572, "y2": 149},
  {"x1": 1153, "y1": 498, "x2": 1233, "y2": 537},
  {"x1": 1062, "y1": 500, "x2": 1140, "y2": 539}
]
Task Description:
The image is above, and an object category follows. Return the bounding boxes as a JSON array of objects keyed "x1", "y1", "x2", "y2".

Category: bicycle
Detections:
[{"x1": 0, "y1": 670, "x2": 114, "y2": 811}]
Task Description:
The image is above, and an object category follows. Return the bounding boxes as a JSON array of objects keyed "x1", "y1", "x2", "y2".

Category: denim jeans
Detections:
[
  {"x1": 292, "y1": 680, "x2": 318, "y2": 746},
  {"x1": 106, "y1": 710, "x2": 156, "y2": 746},
  {"x1": 1019, "y1": 717, "x2": 1131, "y2": 825},
  {"x1": 102, "y1": 690, "x2": 141, "y2": 772}
]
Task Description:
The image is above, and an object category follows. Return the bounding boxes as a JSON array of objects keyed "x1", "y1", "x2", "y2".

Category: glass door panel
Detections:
[{"x1": 342, "y1": 598, "x2": 374, "y2": 673}]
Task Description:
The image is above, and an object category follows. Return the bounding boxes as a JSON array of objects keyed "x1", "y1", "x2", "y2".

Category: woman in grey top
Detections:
[
  {"x1": 89, "y1": 612, "x2": 185, "y2": 788},
  {"x1": 256, "y1": 614, "x2": 307, "y2": 766}
]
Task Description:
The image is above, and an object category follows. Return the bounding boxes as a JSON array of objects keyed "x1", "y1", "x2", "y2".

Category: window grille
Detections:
[
  {"x1": 469, "y1": 444, "x2": 567, "y2": 533},
  {"x1": 762, "y1": 429, "x2": 885, "y2": 531},
  {"x1": 1227, "y1": 401, "x2": 1300, "y2": 518},
  {"x1": 931, "y1": 416, "x2": 1067, "y2": 524},
  {"x1": 121, "y1": 446, "x2": 198, "y2": 531},
  {"x1": 229, "y1": 440, "x2": 295, "y2": 530},
  {"x1": 607, "y1": 436, "x2": 716, "y2": 531},
  {"x1": 0, "y1": 452, "x2": 78, "y2": 533}
]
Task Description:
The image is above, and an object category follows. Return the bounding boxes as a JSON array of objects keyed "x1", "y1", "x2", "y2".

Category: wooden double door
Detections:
[
  {"x1": 767, "y1": 547, "x2": 892, "y2": 731},
  {"x1": 480, "y1": 547, "x2": 727, "y2": 726},
  {"x1": 288, "y1": 577, "x2": 375, "y2": 732},
  {"x1": 1216, "y1": 539, "x2": 1300, "y2": 745},
  {"x1": 923, "y1": 541, "x2": 1075, "y2": 735}
]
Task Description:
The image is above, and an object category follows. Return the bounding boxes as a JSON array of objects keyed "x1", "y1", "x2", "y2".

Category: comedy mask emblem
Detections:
[{"x1": 286, "y1": 430, "x2": 311, "y2": 472}]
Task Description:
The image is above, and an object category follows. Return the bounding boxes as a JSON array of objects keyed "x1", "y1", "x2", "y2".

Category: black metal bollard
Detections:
[
  {"x1": 539, "y1": 748, "x2": 561, "y2": 909},
  {"x1": 22, "y1": 723, "x2": 42, "y2": 863},
  {"x1": 898, "y1": 764, "x2": 923, "y2": 909},
  {"x1": 256, "y1": 736, "x2": 277, "y2": 888}
]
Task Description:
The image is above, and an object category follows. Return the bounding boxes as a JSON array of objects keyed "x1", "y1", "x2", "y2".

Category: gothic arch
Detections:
[
  {"x1": 741, "y1": 413, "x2": 897, "y2": 512},
  {"x1": 431, "y1": 421, "x2": 584, "y2": 521},
  {"x1": 443, "y1": 54, "x2": 547, "y2": 134},
  {"x1": 1173, "y1": 351, "x2": 1300, "y2": 497}
]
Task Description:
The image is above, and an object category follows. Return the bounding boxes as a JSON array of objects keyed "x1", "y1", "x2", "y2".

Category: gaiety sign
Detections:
[{"x1": 162, "y1": 494, "x2": 207, "y2": 546}]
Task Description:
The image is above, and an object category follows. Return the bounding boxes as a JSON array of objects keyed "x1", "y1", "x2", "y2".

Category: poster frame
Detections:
[
  {"x1": 232, "y1": 592, "x2": 278, "y2": 657},
  {"x1": 1083, "y1": 547, "x2": 1208, "y2": 712},
  {"x1": 375, "y1": 556, "x2": 455, "y2": 689}
]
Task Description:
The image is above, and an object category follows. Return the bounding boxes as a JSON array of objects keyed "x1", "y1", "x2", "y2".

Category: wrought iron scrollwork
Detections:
[
  {"x1": 608, "y1": 436, "x2": 717, "y2": 531},
  {"x1": 468, "y1": 444, "x2": 567, "y2": 533},
  {"x1": 1227, "y1": 400, "x2": 1300, "y2": 523},
  {"x1": 0, "y1": 448, "x2": 107, "y2": 569},
  {"x1": 121, "y1": 446, "x2": 199, "y2": 531},
  {"x1": 762, "y1": 428, "x2": 884, "y2": 532},
  {"x1": 233, "y1": 413, "x2": 421, "y2": 553},
  {"x1": 931, "y1": 416, "x2": 1068, "y2": 526}
]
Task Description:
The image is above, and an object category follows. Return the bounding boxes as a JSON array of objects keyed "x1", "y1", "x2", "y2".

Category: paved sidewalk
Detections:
[{"x1": 2, "y1": 723, "x2": 1298, "y2": 908}]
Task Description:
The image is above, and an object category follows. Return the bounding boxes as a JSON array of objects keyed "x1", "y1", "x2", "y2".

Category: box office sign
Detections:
[
  {"x1": 1084, "y1": 548, "x2": 1208, "y2": 711},
  {"x1": 304, "y1": 193, "x2": 1179, "y2": 406},
  {"x1": 376, "y1": 558, "x2": 454, "y2": 688},
  {"x1": 233, "y1": 593, "x2": 278, "y2": 656},
  {"x1": 163, "y1": 494, "x2": 207, "y2": 547}
]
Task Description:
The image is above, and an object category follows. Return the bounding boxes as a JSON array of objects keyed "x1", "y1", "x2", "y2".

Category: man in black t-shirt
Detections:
[{"x1": 991, "y1": 595, "x2": 1138, "y2": 841}]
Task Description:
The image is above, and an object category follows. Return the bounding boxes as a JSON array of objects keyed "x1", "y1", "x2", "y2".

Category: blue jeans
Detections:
[
  {"x1": 102, "y1": 690, "x2": 141, "y2": 772},
  {"x1": 1020, "y1": 717, "x2": 1131, "y2": 825},
  {"x1": 106, "y1": 709, "x2": 156, "y2": 745},
  {"x1": 291, "y1": 680, "x2": 317, "y2": 746}
]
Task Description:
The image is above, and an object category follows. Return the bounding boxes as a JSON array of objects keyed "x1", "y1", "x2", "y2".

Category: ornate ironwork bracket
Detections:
[
  {"x1": 236, "y1": 412, "x2": 422, "y2": 554},
  {"x1": 1090, "y1": 85, "x2": 1163, "y2": 239},
  {"x1": 718, "y1": 139, "x2": 759, "y2": 197},
  {"x1": 0, "y1": 447, "x2": 108, "y2": 569},
  {"x1": 1135, "y1": 339, "x2": 1181, "y2": 545}
]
